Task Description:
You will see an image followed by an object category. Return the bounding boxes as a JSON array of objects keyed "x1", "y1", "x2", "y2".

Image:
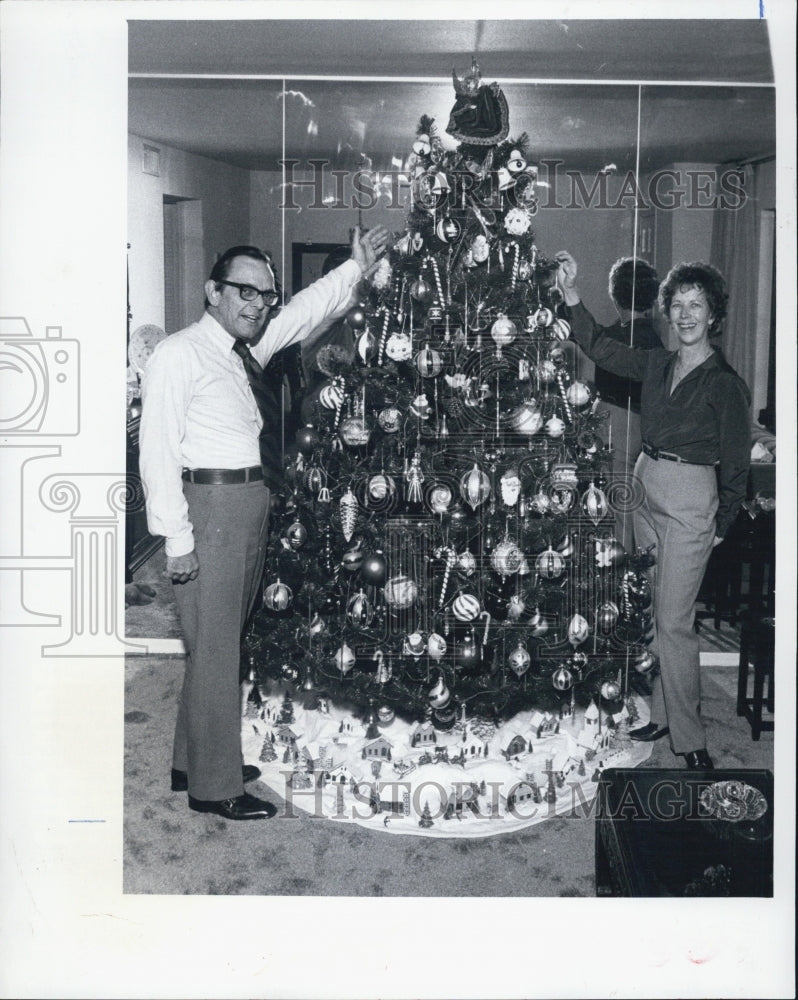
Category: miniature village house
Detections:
[
  {"x1": 529, "y1": 710, "x2": 558, "y2": 738},
  {"x1": 410, "y1": 721, "x2": 436, "y2": 747},
  {"x1": 362, "y1": 735, "x2": 393, "y2": 760}
]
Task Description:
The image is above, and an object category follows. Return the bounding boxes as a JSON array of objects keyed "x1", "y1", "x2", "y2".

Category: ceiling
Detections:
[{"x1": 128, "y1": 19, "x2": 775, "y2": 174}]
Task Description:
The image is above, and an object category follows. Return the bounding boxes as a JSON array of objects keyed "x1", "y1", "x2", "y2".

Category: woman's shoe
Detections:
[{"x1": 683, "y1": 749, "x2": 714, "y2": 770}]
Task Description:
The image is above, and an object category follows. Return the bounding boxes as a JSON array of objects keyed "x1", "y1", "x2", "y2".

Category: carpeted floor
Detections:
[
  {"x1": 125, "y1": 546, "x2": 773, "y2": 896},
  {"x1": 123, "y1": 650, "x2": 774, "y2": 896}
]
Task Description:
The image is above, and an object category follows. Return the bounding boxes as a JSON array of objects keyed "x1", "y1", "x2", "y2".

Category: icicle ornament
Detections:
[{"x1": 339, "y1": 487, "x2": 358, "y2": 542}]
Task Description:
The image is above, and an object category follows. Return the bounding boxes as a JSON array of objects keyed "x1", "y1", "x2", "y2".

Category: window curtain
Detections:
[{"x1": 710, "y1": 163, "x2": 759, "y2": 414}]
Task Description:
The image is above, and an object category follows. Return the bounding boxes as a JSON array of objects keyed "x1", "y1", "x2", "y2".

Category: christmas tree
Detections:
[{"x1": 247, "y1": 62, "x2": 655, "y2": 731}]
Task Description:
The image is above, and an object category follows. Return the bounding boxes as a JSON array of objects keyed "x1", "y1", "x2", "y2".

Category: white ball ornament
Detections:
[
  {"x1": 552, "y1": 666, "x2": 573, "y2": 691},
  {"x1": 536, "y1": 546, "x2": 565, "y2": 579},
  {"x1": 264, "y1": 579, "x2": 292, "y2": 611},
  {"x1": 534, "y1": 306, "x2": 554, "y2": 328},
  {"x1": 568, "y1": 612, "x2": 590, "y2": 647},
  {"x1": 368, "y1": 474, "x2": 396, "y2": 502},
  {"x1": 339, "y1": 415, "x2": 372, "y2": 448},
  {"x1": 319, "y1": 382, "x2": 345, "y2": 409},
  {"x1": 384, "y1": 574, "x2": 418, "y2": 609},
  {"x1": 428, "y1": 675, "x2": 451, "y2": 709},
  {"x1": 428, "y1": 483, "x2": 453, "y2": 514},
  {"x1": 334, "y1": 643, "x2": 356, "y2": 674},
  {"x1": 377, "y1": 406, "x2": 402, "y2": 433},
  {"x1": 415, "y1": 345, "x2": 443, "y2": 378},
  {"x1": 459, "y1": 463, "x2": 491, "y2": 510},
  {"x1": 545, "y1": 415, "x2": 566, "y2": 438},
  {"x1": 452, "y1": 591, "x2": 481, "y2": 622},
  {"x1": 427, "y1": 633, "x2": 447, "y2": 660},
  {"x1": 566, "y1": 380, "x2": 592, "y2": 409},
  {"x1": 456, "y1": 550, "x2": 477, "y2": 576},
  {"x1": 490, "y1": 539, "x2": 524, "y2": 576},
  {"x1": 511, "y1": 401, "x2": 544, "y2": 436},
  {"x1": 490, "y1": 313, "x2": 518, "y2": 349},
  {"x1": 551, "y1": 317, "x2": 571, "y2": 341},
  {"x1": 509, "y1": 642, "x2": 531, "y2": 677},
  {"x1": 600, "y1": 680, "x2": 622, "y2": 701},
  {"x1": 346, "y1": 589, "x2": 374, "y2": 627},
  {"x1": 471, "y1": 234, "x2": 490, "y2": 263}
]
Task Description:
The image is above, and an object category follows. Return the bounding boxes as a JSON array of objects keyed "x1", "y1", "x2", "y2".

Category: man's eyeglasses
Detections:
[{"x1": 217, "y1": 280, "x2": 281, "y2": 308}]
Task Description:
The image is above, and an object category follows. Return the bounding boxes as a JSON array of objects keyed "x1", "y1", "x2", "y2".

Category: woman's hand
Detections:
[{"x1": 555, "y1": 251, "x2": 581, "y2": 306}]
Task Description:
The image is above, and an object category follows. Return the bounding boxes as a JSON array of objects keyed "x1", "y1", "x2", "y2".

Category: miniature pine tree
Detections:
[
  {"x1": 419, "y1": 800, "x2": 434, "y2": 828},
  {"x1": 259, "y1": 736, "x2": 278, "y2": 763},
  {"x1": 280, "y1": 690, "x2": 294, "y2": 724}
]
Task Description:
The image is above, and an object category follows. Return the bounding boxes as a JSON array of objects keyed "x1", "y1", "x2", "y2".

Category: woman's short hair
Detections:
[
  {"x1": 658, "y1": 261, "x2": 728, "y2": 335},
  {"x1": 608, "y1": 257, "x2": 660, "y2": 312}
]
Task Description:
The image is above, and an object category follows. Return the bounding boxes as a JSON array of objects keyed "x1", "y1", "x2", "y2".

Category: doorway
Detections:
[{"x1": 162, "y1": 195, "x2": 203, "y2": 333}]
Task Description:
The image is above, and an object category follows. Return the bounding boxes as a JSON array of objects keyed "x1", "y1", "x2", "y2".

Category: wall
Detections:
[{"x1": 128, "y1": 134, "x2": 251, "y2": 333}]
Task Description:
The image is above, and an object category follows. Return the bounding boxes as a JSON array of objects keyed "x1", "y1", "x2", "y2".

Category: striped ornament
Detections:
[{"x1": 452, "y1": 592, "x2": 481, "y2": 622}]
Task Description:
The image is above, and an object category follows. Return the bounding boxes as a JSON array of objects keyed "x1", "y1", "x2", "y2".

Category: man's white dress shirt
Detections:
[{"x1": 139, "y1": 259, "x2": 361, "y2": 557}]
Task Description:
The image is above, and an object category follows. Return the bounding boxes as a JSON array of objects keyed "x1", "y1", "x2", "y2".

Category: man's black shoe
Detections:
[
  {"x1": 188, "y1": 791, "x2": 277, "y2": 820},
  {"x1": 171, "y1": 764, "x2": 261, "y2": 792},
  {"x1": 684, "y1": 749, "x2": 714, "y2": 770},
  {"x1": 629, "y1": 722, "x2": 670, "y2": 742}
]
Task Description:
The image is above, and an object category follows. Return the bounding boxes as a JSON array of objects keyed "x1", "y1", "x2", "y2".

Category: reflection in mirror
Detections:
[{"x1": 637, "y1": 84, "x2": 776, "y2": 428}]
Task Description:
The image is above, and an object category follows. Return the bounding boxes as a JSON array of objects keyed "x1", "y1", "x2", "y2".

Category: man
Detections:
[
  {"x1": 139, "y1": 225, "x2": 388, "y2": 820},
  {"x1": 583, "y1": 257, "x2": 663, "y2": 553}
]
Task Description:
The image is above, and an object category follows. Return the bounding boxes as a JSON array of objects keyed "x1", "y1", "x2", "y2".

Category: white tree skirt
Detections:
[{"x1": 242, "y1": 685, "x2": 654, "y2": 839}]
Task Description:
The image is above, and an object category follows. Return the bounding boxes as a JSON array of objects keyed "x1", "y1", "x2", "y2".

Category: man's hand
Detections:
[
  {"x1": 555, "y1": 251, "x2": 581, "y2": 305},
  {"x1": 351, "y1": 224, "x2": 390, "y2": 277},
  {"x1": 166, "y1": 549, "x2": 199, "y2": 584}
]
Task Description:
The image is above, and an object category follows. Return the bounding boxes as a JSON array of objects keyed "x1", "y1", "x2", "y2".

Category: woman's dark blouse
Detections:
[{"x1": 570, "y1": 301, "x2": 751, "y2": 538}]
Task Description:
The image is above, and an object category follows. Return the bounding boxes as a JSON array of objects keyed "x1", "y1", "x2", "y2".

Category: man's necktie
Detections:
[{"x1": 232, "y1": 339, "x2": 282, "y2": 486}]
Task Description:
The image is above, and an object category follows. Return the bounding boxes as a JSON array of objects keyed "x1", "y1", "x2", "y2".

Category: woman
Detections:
[{"x1": 556, "y1": 254, "x2": 751, "y2": 769}]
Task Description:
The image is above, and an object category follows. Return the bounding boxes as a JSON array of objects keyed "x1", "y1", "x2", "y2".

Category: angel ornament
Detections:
[{"x1": 405, "y1": 451, "x2": 425, "y2": 503}]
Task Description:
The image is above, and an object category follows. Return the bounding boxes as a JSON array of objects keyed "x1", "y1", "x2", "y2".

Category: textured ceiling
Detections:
[{"x1": 128, "y1": 19, "x2": 775, "y2": 173}]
